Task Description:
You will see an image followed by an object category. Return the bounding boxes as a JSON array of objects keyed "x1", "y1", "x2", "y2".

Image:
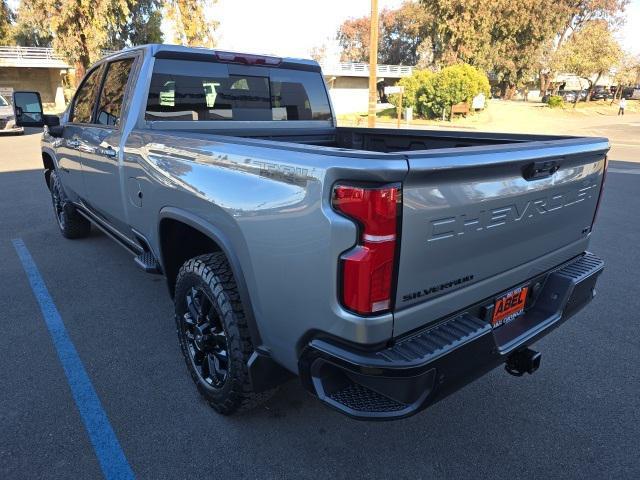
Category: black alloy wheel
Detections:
[{"x1": 181, "y1": 286, "x2": 230, "y2": 389}]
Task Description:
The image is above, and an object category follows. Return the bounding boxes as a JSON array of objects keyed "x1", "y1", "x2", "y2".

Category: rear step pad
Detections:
[{"x1": 134, "y1": 251, "x2": 162, "y2": 274}]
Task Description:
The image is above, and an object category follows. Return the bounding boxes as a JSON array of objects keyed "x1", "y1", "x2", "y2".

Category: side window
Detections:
[
  {"x1": 71, "y1": 66, "x2": 103, "y2": 124},
  {"x1": 96, "y1": 58, "x2": 134, "y2": 126}
]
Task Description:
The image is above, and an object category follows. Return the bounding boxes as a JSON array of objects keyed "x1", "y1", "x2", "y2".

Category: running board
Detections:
[{"x1": 134, "y1": 251, "x2": 162, "y2": 274}]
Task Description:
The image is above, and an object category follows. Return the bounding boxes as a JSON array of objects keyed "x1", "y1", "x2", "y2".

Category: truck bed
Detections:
[{"x1": 146, "y1": 124, "x2": 578, "y2": 153}]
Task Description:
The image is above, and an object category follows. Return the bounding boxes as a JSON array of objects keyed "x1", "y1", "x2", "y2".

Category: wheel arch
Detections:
[{"x1": 157, "y1": 207, "x2": 263, "y2": 348}]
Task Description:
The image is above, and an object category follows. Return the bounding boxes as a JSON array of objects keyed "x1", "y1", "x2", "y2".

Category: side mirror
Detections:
[
  {"x1": 12, "y1": 91, "x2": 44, "y2": 127},
  {"x1": 43, "y1": 115, "x2": 63, "y2": 138},
  {"x1": 44, "y1": 114, "x2": 60, "y2": 127}
]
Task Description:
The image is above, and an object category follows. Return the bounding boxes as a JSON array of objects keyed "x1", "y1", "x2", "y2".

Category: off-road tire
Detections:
[
  {"x1": 174, "y1": 253, "x2": 274, "y2": 414},
  {"x1": 49, "y1": 170, "x2": 91, "y2": 239}
]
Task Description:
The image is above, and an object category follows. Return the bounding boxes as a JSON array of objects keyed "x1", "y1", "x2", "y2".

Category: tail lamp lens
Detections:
[{"x1": 333, "y1": 184, "x2": 401, "y2": 315}]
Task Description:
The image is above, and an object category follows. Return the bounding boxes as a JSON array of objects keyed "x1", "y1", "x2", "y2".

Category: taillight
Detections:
[
  {"x1": 332, "y1": 183, "x2": 401, "y2": 315},
  {"x1": 214, "y1": 51, "x2": 282, "y2": 66},
  {"x1": 591, "y1": 155, "x2": 608, "y2": 228}
]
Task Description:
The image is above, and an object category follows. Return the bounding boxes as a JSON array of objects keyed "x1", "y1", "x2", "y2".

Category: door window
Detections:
[
  {"x1": 96, "y1": 58, "x2": 135, "y2": 126},
  {"x1": 71, "y1": 66, "x2": 104, "y2": 124}
]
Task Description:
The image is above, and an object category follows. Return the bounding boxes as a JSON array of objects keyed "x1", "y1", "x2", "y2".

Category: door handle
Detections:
[{"x1": 522, "y1": 160, "x2": 559, "y2": 180}]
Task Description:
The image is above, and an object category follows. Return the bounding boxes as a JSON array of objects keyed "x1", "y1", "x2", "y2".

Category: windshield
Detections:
[
  {"x1": 0, "y1": 95, "x2": 8, "y2": 107},
  {"x1": 145, "y1": 59, "x2": 332, "y2": 122}
]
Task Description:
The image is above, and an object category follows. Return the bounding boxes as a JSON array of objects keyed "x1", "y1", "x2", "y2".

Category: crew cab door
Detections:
[
  {"x1": 57, "y1": 64, "x2": 105, "y2": 201},
  {"x1": 78, "y1": 57, "x2": 136, "y2": 233}
]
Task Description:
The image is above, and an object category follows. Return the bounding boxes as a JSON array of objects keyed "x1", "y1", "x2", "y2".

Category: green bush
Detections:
[
  {"x1": 416, "y1": 64, "x2": 490, "y2": 119},
  {"x1": 547, "y1": 95, "x2": 564, "y2": 108},
  {"x1": 388, "y1": 70, "x2": 434, "y2": 109}
]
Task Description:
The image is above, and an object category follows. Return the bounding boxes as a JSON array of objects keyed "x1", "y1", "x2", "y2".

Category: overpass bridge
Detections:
[
  {"x1": 0, "y1": 46, "x2": 71, "y2": 69},
  {"x1": 0, "y1": 46, "x2": 72, "y2": 106}
]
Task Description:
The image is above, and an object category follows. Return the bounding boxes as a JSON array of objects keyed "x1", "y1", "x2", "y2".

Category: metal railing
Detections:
[
  {"x1": 0, "y1": 46, "x2": 65, "y2": 61},
  {"x1": 319, "y1": 61, "x2": 413, "y2": 77},
  {"x1": 0, "y1": 46, "x2": 72, "y2": 68}
]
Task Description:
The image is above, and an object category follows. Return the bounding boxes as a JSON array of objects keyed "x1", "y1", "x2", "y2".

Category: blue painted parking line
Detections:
[{"x1": 12, "y1": 238, "x2": 134, "y2": 480}]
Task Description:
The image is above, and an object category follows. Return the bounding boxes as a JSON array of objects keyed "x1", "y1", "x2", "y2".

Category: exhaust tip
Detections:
[{"x1": 505, "y1": 348, "x2": 541, "y2": 376}]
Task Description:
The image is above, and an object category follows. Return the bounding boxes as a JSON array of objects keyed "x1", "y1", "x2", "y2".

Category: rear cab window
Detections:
[{"x1": 145, "y1": 59, "x2": 332, "y2": 122}]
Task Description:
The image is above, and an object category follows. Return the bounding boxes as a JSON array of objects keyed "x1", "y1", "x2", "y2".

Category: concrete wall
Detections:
[
  {"x1": 0, "y1": 67, "x2": 64, "y2": 104},
  {"x1": 326, "y1": 76, "x2": 369, "y2": 114}
]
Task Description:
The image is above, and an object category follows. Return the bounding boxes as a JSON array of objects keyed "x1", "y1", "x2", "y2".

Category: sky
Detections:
[
  {"x1": 211, "y1": 0, "x2": 640, "y2": 59},
  {"x1": 617, "y1": 0, "x2": 640, "y2": 56},
  {"x1": 6, "y1": 0, "x2": 640, "y2": 58},
  {"x1": 210, "y1": 0, "x2": 406, "y2": 58}
]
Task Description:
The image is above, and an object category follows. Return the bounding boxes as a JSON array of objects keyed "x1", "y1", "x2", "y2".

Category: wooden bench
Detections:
[{"x1": 450, "y1": 102, "x2": 469, "y2": 120}]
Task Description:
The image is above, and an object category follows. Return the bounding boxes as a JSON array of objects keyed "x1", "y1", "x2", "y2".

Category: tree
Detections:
[
  {"x1": 16, "y1": 0, "x2": 129, "y2": 79},
  {"x1": 421, "y1": 0, "x2": 569, "y2": 95},
  {"x1": 489, "y1": 0, "x2": 567, "y2": 95},
  {"x1": 336, "y1": 1, "x2": 434, "y2": 65},
  {"x1": 14, "y1": 0, "x2": 167, "y2": 80},
  {"x1": 419, "y1": 0, "x2": 495, "y2": 69},
  {"x1": 539, "y1": 0, "x2": 628, "y2": 94},
  {"x1": 165, "y1": 0, "x2": 218, "y2": 47},
  {"x1": 0, "y1": 0, "x2": 15, "y2": 45},
  {"x1": 109, "y1": 0, "x2": 164, "y2": 50},
  {"x1": 416, "y1": 63, "x2": 490, "y2": 118},
  {"x1": 388, "y1": 69, "x2": 434, "y2": 108},
  {"x1": 611, "y1": 52, "x2": 640, "y2": 101},
  {"x1": 310, "y1": 44, "x2": 327, "y2": 63},
  {"x1": 552, "y1": 20, "x2": 622, "y2": 103}
]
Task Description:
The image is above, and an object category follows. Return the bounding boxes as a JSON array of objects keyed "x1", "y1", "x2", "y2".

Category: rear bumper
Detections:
[{"x1": 299, "y1": 252, "x2": 604, "y2": 420}]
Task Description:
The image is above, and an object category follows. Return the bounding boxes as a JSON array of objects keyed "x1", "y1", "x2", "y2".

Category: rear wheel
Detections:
[
  {"x1": 174, "y1": 253, "x2": 274, "y2": 414},
  {"x1": 49, "y1": 170, "x2": 91, "y2": 239}
]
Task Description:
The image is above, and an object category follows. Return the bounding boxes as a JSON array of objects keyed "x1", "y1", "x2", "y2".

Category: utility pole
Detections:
[{"x1": 367, "y1": 0, "x2": 379, "y2": 128}]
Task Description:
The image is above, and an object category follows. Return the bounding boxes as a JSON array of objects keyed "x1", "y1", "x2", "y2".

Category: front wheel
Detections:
[
  {"x1": 174, "y1": 253, "x2": 274, "y2": 414},
  {"x1": 49, "y1": 170, "x2": 90, "y2": 239}
]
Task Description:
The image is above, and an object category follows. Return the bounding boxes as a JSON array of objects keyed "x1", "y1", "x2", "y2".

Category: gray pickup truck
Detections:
[{"x1": 13, "y1": 44, "x2": 607, "y2": 420}]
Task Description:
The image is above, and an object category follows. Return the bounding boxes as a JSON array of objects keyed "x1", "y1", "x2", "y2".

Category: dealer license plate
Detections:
[{"x1": 491, "y1": 286, "x2": 529, "y2": 328}]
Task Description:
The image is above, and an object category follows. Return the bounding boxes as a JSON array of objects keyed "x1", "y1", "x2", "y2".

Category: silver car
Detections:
[{"x1": 0, "y1": 95, "x2": 24, "y2": 134}]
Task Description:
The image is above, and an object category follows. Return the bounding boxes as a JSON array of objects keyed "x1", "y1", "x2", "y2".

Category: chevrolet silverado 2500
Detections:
[{"x1": 12, "y1": 45, "x2": 607, "y2": 420}]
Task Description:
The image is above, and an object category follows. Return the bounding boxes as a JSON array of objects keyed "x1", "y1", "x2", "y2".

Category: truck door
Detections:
[
  {"x1": 76, "y1": 57, "x2": 136, "y2": 234},
  {"x1": 57, "y1": 65, "x2": 105, "y2": 201}
]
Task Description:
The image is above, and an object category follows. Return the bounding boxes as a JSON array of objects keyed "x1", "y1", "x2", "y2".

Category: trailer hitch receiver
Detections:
[{"x1": 505, "y1": 348, "x2": 541, "y2": 376}]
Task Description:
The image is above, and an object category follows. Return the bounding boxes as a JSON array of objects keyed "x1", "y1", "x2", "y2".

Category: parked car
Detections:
[
  {"x1": 556, "y1": 90, "x2": 577, "y2": 103},
  {"x1": 12, "y1": 44, "x2": 608, "y2": 420},
  {"x1": 621, "y1": 87, "x2": 640, "y2": 100},
  {"x1": 0, "y1": 94, "x2": 24, "y2": 135},
  {"x1": 591, "y1": 87, "x2": 612, "y2": 100}
]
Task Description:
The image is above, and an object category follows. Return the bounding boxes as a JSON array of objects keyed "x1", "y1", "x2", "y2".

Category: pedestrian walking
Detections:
[{"x1": 618, "y1": 97, "x2": 626, "y2": 116}]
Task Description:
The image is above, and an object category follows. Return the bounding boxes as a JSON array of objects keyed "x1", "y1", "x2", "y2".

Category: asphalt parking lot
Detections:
[{"x1": 1, "y1": 130, "x2": 639, "y2": 479}]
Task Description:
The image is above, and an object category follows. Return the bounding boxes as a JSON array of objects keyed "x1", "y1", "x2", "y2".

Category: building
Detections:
[
  {"x1": 319, "y1": 62, "x2": 413, "y2": 114},
  {"x1": 0, "y1": 46, "x2": 71, "y2": 108}
]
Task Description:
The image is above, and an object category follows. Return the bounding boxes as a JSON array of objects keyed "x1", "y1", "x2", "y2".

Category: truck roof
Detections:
[{"x1": 102, "y1": 44, "x2": 322, "y2": 73}]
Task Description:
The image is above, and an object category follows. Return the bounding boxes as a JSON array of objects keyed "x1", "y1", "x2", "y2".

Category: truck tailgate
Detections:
[{"x1": 394, "y1": 138, "x2": 609, "y2": 336}]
